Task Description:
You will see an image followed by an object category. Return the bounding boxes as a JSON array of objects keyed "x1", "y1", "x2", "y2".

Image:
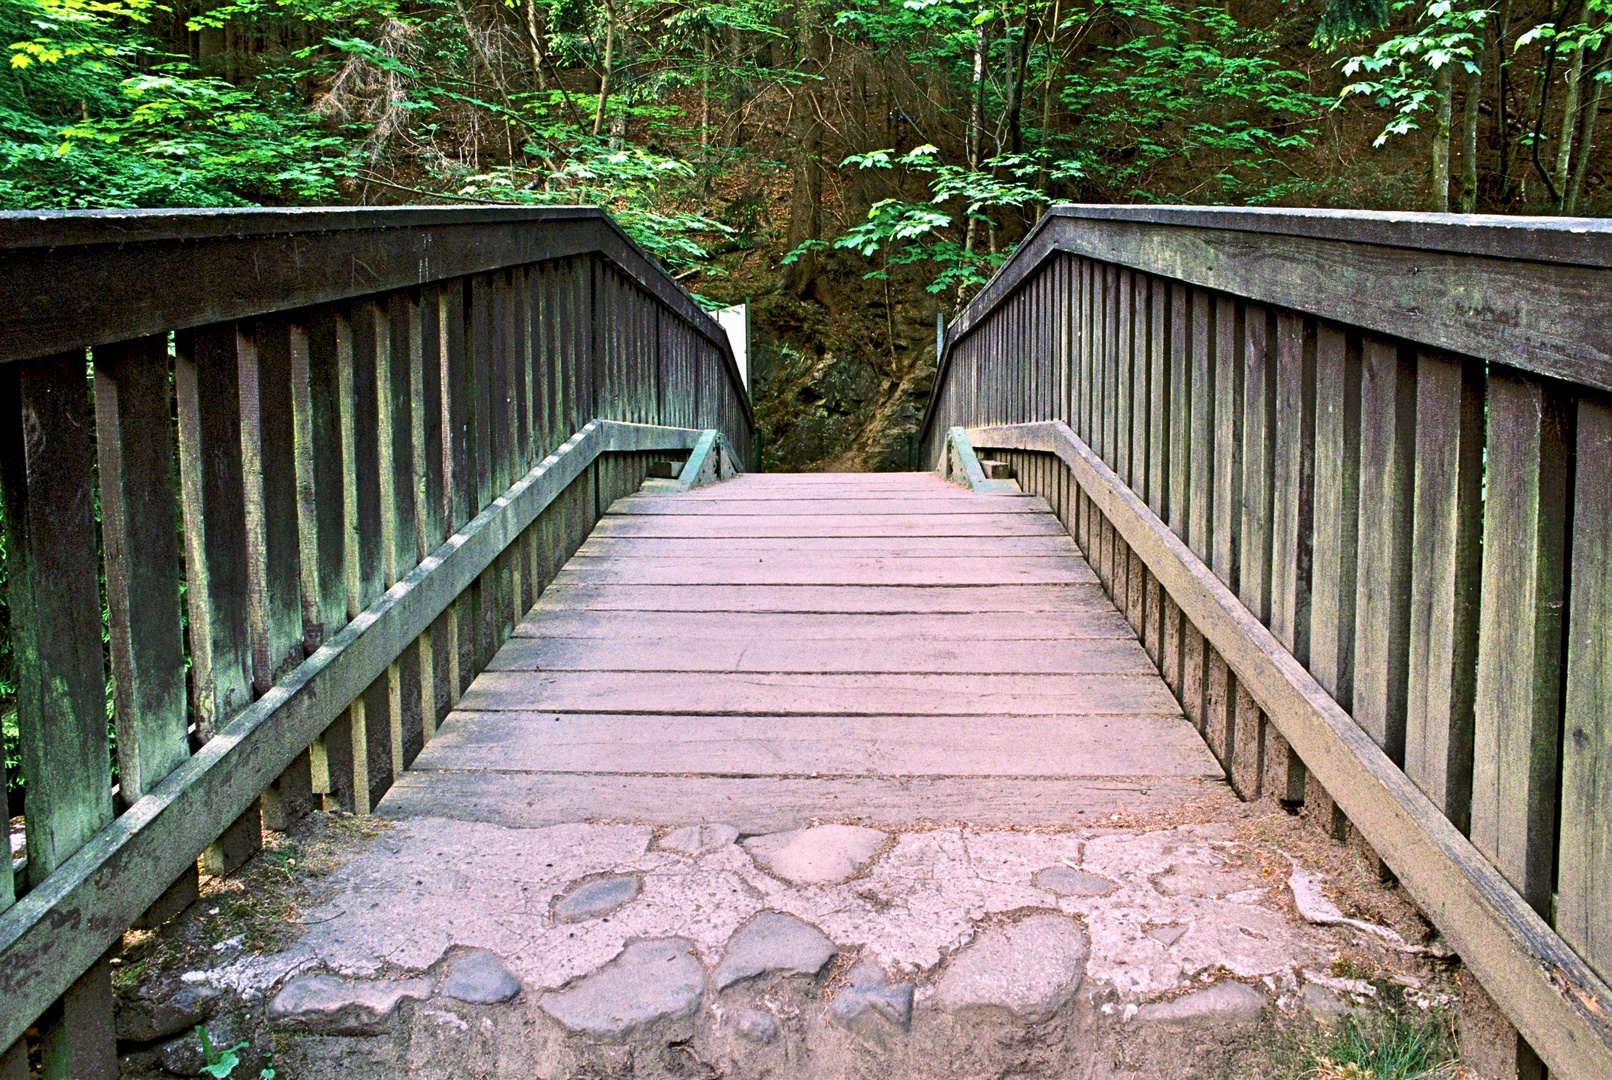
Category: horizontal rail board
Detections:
[{"x1": 966, "y1": 420, "x2": 1612, "y2": 1079}]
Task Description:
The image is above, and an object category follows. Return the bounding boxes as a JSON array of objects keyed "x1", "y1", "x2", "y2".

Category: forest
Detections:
[{"x1": 3, "y1": 0, "x2": 1608, "y2": 472}]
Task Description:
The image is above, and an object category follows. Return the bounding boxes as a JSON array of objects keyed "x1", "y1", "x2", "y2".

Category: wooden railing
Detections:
[
  {"x1": 0, "y1": 206, "x2": 753, "y2": 1077},
  {"x1": 922, "y1": 206, "x2": 1612, "y2": 1080}
]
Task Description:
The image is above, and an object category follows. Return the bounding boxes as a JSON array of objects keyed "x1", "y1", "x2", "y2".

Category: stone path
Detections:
[{"x1": 224, "y1": 474, "x2": 1383, "y2": 1078}]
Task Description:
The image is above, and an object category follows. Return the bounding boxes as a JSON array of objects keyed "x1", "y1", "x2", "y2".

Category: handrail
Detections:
[
  {"x1": 0, "y1": 207, "x2": 753, "y2": 1072},
  {"x1": 0, "y1": 205, "x2": 753, "y2": 428},
  {"x1": 922, "y1": 205, "x2": 1612, "y2": 1080}
]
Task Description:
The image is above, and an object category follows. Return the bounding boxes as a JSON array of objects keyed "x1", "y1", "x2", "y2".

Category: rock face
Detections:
[
  {"x1": 660, "y1": 824, "x2": 740, "y2": 857},
  {"x1": 267, "y1": 975, "x2": 433, "y2": 1035},
  {"x1": 936, "y1": 915, "x2": 1088, "y2": 1020},
  {"x1": 539, "y1": 938, "x2": 704, "y2": 1037},
  {"x1": 1033, "y1": 865, "x2": 1117, "y2": 897},
  {"x1": 745, "y1": 825, "x2": 886, "y2": 885},
  {"x1": 713, "y1": 912, "x2": 837, "y2": 990},
  {"x1": 438, "y1": 949, "x2": 521, "y2": 1004},
  {"x1": 116, "y1": 983, "x2": 221, "y2": 1042},
  {"x1": 553, "y1": 874, "x2": 642, "y2": 923},
  {"x1": 1135, "y1": 982, "x2": 1266, "y2": 1026}
]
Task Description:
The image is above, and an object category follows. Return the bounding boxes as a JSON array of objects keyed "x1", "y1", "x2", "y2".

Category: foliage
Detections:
[
  {"x1": 195, "y1": 1024, "x2": 275, "y2": 1078},
  {"x1": 1337, "y1": 1, "x2": 1488, "y2": 147},
  {"x1": 0, "y1": 0, "x2": 349, "y2": 207}
]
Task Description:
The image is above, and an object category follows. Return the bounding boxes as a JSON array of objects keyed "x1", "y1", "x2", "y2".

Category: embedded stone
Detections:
[
  {"x1": 829, "y1": 961, "x2": 914, "y2": 1033},
  {"x1": 1033, "y1": 865, "x2": 1117, "y2": 897},
  {"x1": 745, "y1": 825, "x2": 886, "y2": 885},
  {"x1": 1135, "y1": 982, "x2": 1266, "y2": 1026},
  {"x1": 660, "y1": 823, "x2": 740, "y2": 857},
  {"x1": 116, "y1": 983, "x2": 221, "y2": 1042},
  {"x1": 1303, "y1": 982, "x2": 1350, "y2": 1023},
  {"x1": 438, "y1": 948, "x2": 521, "y2": 1004},
  {"x1": 539, "y1": 938, "x2": 704, "y2": 1036},
  {"x1": 734, "y1": 1008, "x2": 779, "y2": 1044},
  {"x1": 553, "y1": 874, "x2": 642, "y2": 923},
  {"x1": 713, "y1": 911, "x2": 836, "y2": 990},
  {"x1": 936, "y1": 914, "x2": 1088, "y2": 1020},
  {"x1": 267, "y1": 975, "x2": 433, "y2": 1035}
]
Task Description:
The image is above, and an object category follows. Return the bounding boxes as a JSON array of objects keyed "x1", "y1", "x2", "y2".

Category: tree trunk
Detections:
[
  {"x1": 1496, "y1": 0, "x2": 1515, "y2": 201},
  {"x1": 1566, "y1": 44, "x2": 1607, "y2": 213},
  {"x1": 525, "y1": 0, "x2": 547, "y2": 91},
  {"x1": 700, "y1": 33, "x2": 711, "y2": 151},
  {"x1": 1036, "y1": 0, "x2": 1061, "y2": 213},
  {"x1": 592, "y1": 0, "x2": 616, "y2": 136},
  {"x1": 1460, "y1": 33, "x2": 1483, "y2": 211},
  {"x1": 782, "y1": 21, "x2": 826, "y2": 298},
  {"x1": 1555, "y1": 39, "x2": 1586, "y2": 205},
  {"x1": 1430, "y1": 63, "x2": 1453, "y2": 211},
  {"x1": 965, "y1": 25, "x2": 985, "y2": 255}
]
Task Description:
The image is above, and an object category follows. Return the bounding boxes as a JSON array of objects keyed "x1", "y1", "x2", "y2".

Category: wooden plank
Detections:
[
  {"x1": 379, "y1": 770, "x2": 1228, "y2": 833},
  {"x1": 1211, "y1": 295, "x2": 1241, "y2": 591},
  {"x1": 1472, "y1": 371, "x2": 1570, "y2": 919},
  {"x1": 1240, "y1": 304, "x2": 1274, "y2": 623},
  {"x1": 1232, "y1": 682, "x2": 1265, "y2": 799},
  {"x1": 415, "y1": 712, "x2": 1221, "y2": 778},
  {"x1": 590, "y1": 513, "x2": 1068, "y2": 538},
  {"x1": 0, "y1": 354, "x2": 118, "y2": 1078},
  {"x1": 514, "y1": 607, "x2": 1133, "y2": 641},
  {"x1": 1560, "y1": 395, "x2": 1612, "y2": 986},
  {"x1": 1352, "y1": 336, "x2": 1416, "y2": 765},
  {"x1": 1404, "y1": 351, "x2": 1483, "y2": 830},
  {"x1": 1269, "y1": 311, "x2": 1314, "y2": 666},
  {"x1": 576, "y1": 535, "x2": 1082, "y2": 558},
  {"x1": 1308, "y1": 324, "x2": 1360, "y2": 710},
  {"x1": 488, "y1": 634, "x2": 1156, "y2": 675},
  {"x1": 553, "y1": 554, "x2": 1097, "y2": 587},
  {"x1": 92, "y1": 337, "x2": 188, "y2": 802},
  {"x1": 239, "y1": 319, "x2": 305, "y2": 688},
  {"x1": 608, "y1": 496, "x2": 1046, "y2": 515},
  {"x1": 0, "y1": 354, "x2": 113, "y2": 880},
  {"x1": 176, "y1": 326, "x2": 256, "y2": 739},
  {"x1": 1167, "y1": 282, "x2": 1191, "y2": 538},
  {"x1": 1187, "y1": 288, "x2": 1214, "y2": 561},
  {"x1": 294, "y1": 312, "x2": 349, "y2": 650},
  {"x1": 458, "y1": 670, "x2": 1185, "y2": 716},
  {"x1": 965, "y1": 418, "x2": 1612, "y2": 1080}
]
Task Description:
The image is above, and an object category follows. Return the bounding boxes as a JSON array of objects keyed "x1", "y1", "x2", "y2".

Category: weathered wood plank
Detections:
[
  {"x1": 416, "y1": 711, "x2": 1221, "y2": 777},
  {"x1": 488, "y1": 634, "x2": 1155, "y2": 674},
  {"x1": 1472, "y1": 371, "x2": 1570, "y2": 919},
  {"x1": 589, "y1": 513, "x2": 1068, "y2": 538},
  {"x1": 0, "y1": 354, "x2": 118, "y2": 1078},
  {"x1": 514, "y1": 606, "x2": 1132, "y2": 640},
  {"x1": 607, "y1": 496, "x2": 1046, "y2": 515},
  {"x1": 576, "y1": 535, "x2": 1081, "y2": 558},
  {"x1": 1308, "y1": 324, "x2": 1360, "y2": 710},
  {"x1": 379, "y1": 770, "x2": 1229, "y2": 832},
  {"x1": 1269, "y1": 311, "x2": 1314, "y2": 665},
  {"x1": 1560, "y1": 395, "x2": 1612, "y2": 986},
  {"x1": 1240, "y1": 304, "x2": 1274, "y2": 623},
  {"x1": 1352, "y1": 336, "x2": 1416, "y2": 766},
  {"x1": 554, "y1": 554, "x2": 1096, "y2": 587},
  {"x1": 176, "y1": 326, "x2": 256, "y2": 739},
  {"x1": 1404, "y1": 351, "x2": 1483, "y2": 830},
  {"x1": 458, "y1": 670, "x2": 1184, "y2": 716},
  {"x1": 92, "y1": 337, "x2": 188, "y2": 802}
]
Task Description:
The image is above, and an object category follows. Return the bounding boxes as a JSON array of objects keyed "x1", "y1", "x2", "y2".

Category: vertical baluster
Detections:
[
  {"x1": 1472, "y1": 370, "x2": 1570, "y2": 919},
  {"x1": 1353, "y1": 337, "x2": 1417, "y2": 767},
  {"x1": 1211, "y1": 296, "x2": 1242, "y2": 593},
  {"x1": 239, "y1": 319, "x2": 311, "y2": 829},
  {"x1": 293, "y1": 313, "x2": 349, "y2": 810},
  {"x1": 417, "y1": 285, "x2": 449, "y2": 740},
  {"x1": 1405, "y1": 351, "x2": 1484, "y2": 830},
  {"x1": 94, "y1": 337, "x2": 188, "y2": 804},
  {"x1": 385, "y1": 294, "x2": 422, "y2": 775},
  {"x1": 176, "y1": 326, "x2": 264, "y2": 867},
  {"x1": 1269, "y1": 311, "x2": 1316, "y2": 805},
  {"x1": 1560, "y1": 393, "x2": 1612, "y2": 987},
  {"x1": 1187, "y1": 290, "x2": 1214, "y2": 563},
  {"x1": 0, "y1": 352, "x2": 118, "y2": 1080}
]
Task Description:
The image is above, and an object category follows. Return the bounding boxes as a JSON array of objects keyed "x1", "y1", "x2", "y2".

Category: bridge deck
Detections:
[{"x1": 382, "y1": 472, "x2": 1224, "y2": 830}]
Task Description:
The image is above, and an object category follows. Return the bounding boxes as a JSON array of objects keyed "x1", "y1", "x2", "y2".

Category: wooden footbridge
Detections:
[{"x1": 1, "y1": 206, "x2": 1610, "y2": 1079}]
